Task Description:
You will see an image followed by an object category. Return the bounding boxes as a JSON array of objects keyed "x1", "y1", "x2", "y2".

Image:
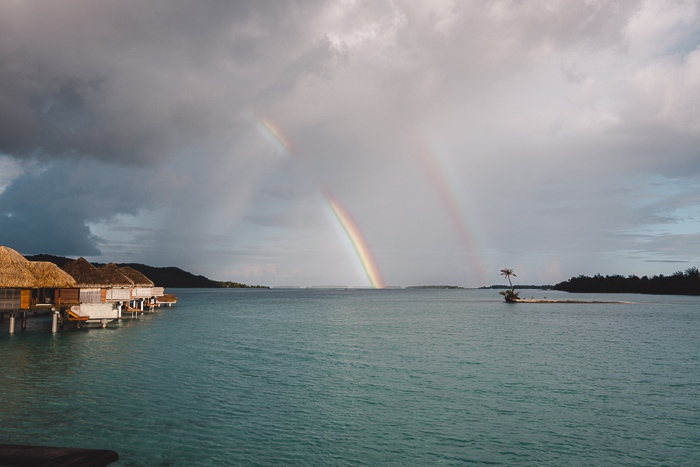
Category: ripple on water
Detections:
[{"x1": 1, "y1": 289, "x2": 699, "y2": 466}]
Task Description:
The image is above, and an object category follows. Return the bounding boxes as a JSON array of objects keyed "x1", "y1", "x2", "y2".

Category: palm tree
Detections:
[
  {"x1": 500, "y1": 268, "x2": 516, "y2": 291},
  {"x1": 499, "y1": 268, "x2": 519, "y2": 303}
]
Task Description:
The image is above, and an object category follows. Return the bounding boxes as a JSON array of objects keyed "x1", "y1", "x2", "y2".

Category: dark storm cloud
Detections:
[
  {"x1": 0, "y1": 0, "x2": 329, "y2": 165},
  {"x1": 0, "y1": 159, "x2": 158, "y2": 255},
  {"x1": 0, "y1": 0, "x2": 336, "y2": 258}
]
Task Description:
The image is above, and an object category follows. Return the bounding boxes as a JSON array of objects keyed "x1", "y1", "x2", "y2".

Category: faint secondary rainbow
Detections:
[
  {"x1": 256, "y1": 117, "x2": 293, "y2": 155},
  {"x1": 419, "y1": 140, "x2": 487, "y2": 285},
  {"x1": 324, "y1": 190, "x2": 386, "y2": 289}
]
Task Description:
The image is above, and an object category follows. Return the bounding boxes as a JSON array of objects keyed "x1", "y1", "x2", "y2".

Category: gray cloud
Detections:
[
  {"x1": 0, "y1": 0, "x2": 331, "y2": 164},
  {"x1": 1, "y1": 0, "x2": 699, "y2": 286}
]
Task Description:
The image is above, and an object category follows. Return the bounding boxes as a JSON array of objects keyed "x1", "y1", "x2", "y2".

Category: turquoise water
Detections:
[{"x1": 1, "y1": 288, "x2": 699, "y2": 466}]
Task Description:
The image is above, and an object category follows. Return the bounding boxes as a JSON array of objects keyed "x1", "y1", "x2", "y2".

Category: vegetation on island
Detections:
[
  {"x1": 499, "y1": 268, "x2": 520, "y2": 303},
  {"x1": 26, "y1": 254, "x2": 269, "y2": 289},
  {"x1": 491, "y1": 266, "x2": 699, "y2": 300},
  {"x1": 553, "y1": 267, "x2": 700, "y2": 296},
  {"x1": 480, "y1": 284, "x2": 552, "y2": 290},
  {"x1": 217, "y1": 281, "x2": 268, "y2": 289}
]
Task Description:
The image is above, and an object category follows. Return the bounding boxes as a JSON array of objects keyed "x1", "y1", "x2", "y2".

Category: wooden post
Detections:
[
  {"x1": 51, "y1": 311, "x2": 58, "y2": 334},
  {"x1": 21, "y1": 311, "x2": 27, "y2": 330},
  {"x1": 9, "y1": 313, "x2": 15, "y2": 334}
]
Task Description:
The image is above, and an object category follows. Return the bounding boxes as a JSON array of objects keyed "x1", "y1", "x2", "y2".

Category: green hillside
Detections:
[{"x1": 26, "y1": 254, "x2": 267, "y2": 289}]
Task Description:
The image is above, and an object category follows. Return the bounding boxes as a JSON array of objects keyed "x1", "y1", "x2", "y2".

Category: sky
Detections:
[{"x1": 1, "y1": 0, "x2": 700, "y2": 288}]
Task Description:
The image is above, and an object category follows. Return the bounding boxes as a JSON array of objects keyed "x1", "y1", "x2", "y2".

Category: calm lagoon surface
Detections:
[{"x1": 1, "y1": 288, "x2": 699, "y2": 466}]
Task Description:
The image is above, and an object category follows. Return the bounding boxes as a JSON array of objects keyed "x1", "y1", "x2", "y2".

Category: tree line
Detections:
[{"x1": 553, "y1": 267, "x2": 700, "y2": 296}]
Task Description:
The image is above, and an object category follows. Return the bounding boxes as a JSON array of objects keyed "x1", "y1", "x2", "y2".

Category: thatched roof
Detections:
[
  {"x1": 62, "y1": 258, "x2": 112, "y2": 288},
  {"x1": 0, "y1": 246, "x2": 29, "y2": 264},
  {"x1": 98, "y1": 263, "x2": 134, "y2": 287},
  {"x1": 119, "y1": 266, "x2": 154, "y2": 287},
  {"x1": 25, "y1": 261, "x2": 78, "y2": 288},
  {"x1": 0, "y1": 246, "x2": 35, "y2": 288}
]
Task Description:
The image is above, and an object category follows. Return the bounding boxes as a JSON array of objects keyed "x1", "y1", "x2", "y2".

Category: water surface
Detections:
[{"x1": 1, "y1": 289, "x2": 698, "y2": 465}]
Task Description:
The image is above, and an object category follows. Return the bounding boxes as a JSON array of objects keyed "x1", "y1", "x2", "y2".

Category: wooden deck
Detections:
[{"x1": 155, "y1": 294, "x2": 178, "y2": 306}]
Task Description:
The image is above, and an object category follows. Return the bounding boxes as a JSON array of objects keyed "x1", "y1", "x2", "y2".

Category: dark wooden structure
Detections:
[{"x1": 0, "y1": 444, "x2": 118, "y2": 466}]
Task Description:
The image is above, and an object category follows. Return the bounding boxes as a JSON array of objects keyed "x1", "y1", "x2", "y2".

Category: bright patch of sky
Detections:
[{"x1": 0, "y1": 156, "x2": 22, "y2": 194}]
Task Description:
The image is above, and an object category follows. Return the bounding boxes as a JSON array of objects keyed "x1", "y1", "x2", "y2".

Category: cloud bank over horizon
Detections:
[{"x1": 1, "y1": 0, "x2": 699, "y2": 287}]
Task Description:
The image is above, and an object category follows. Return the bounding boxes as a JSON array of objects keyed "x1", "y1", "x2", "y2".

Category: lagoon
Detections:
[{"x1": 1, "y1": 288, "x2": 699, "y2": 465}]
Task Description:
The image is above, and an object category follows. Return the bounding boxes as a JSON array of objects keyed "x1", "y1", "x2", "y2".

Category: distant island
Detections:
[
  {"x1": 26, "y1": 254, "x2": 269, "y2": 289},
  {"x1": 553, "y1": 268, "x2": 700, "y2": 296},
  {"x1": 406, "y1": 285, "x2": 464, "y2": 289}
]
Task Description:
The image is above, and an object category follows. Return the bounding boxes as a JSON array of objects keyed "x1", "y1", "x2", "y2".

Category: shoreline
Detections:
[{"x1": 513, "y1": 299, "x2": 635, "y2": 304}]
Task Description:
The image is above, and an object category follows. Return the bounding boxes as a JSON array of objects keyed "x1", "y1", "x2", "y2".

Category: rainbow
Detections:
[
  {"x1": 419, "y1": 141, "x2": 487, "y2": 285},
  {"x1": 257, "y1": 117, "x2": 293, "y2": 155},
  {"x1": 324, "y1": 191, "x2": 386, "y2": 289},
  {"x1": 254, "y1": 116, "x2": 386, "y2": 288}
]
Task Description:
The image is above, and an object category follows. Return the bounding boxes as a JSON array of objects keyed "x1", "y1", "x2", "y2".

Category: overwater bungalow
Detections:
[
  {"x1": 1, "y1": 245, "x2": 176, "y2": 332},
  {"x1": 60, "y1": 257, "x2": 112, "y2": 305},
  {"x1": 0, "y1": 249, "x2": 76, "y2": 309},
  {"x1": 0, "y1": 246, "x2": 35, "y2": 311},
  {"x1": 1, "y1": 249, "x2": 79, "y2": 308},
  {"x1": 119, "y1": 266, "x2": 156, "y2": 306},
  {"x1": 1, "y1": 247, "x2": 82, "y2": 332},
  {"x1": 60, "y1": 257, "x2": 120, "y2": 325},
  {"x1": 24, "y1": 261, "x2": 77, "y2": 307},
  {"x1": 98, "y1": 263, "x2": 135, "y2": 307},
  {"x1": 118, "y1": 265, "x2": 177, "y2": 307}
]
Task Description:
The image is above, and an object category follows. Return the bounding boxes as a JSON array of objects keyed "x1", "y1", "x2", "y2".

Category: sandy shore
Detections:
[{"x1": 513, "y1": 299, "x2": 635, "y2": 304}]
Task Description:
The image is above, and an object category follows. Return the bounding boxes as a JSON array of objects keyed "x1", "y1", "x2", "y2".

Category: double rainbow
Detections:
[{"x1": 256, "y1": 116, "x2": 386, "y2": 288}]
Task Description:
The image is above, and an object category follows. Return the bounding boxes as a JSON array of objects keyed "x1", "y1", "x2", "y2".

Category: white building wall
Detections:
[
  {"x1": 79, "y1": 288, "x2": 101, "y2": 304},
  {"x1": 106, "y1": 288, "x2": 131, "y2": 301},
  {"x1": 132, "y1": 287, "x2": 153, "y2": 298},
  {"x1": 71, "y1": 303, "x2": 119, "y2": 319}
]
